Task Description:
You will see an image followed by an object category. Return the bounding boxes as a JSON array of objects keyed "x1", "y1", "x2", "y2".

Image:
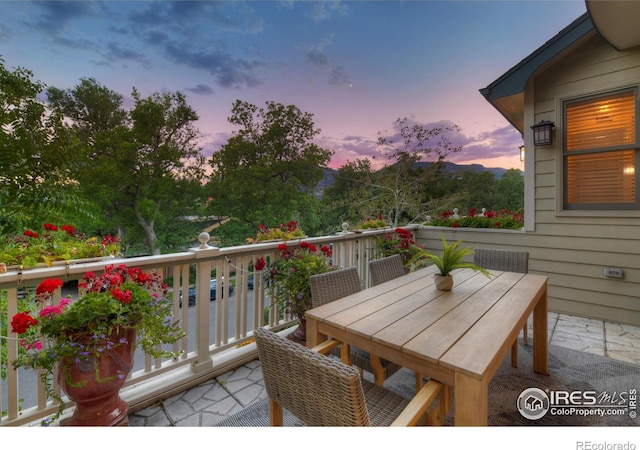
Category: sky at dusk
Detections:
[{"x1": 0, "y1": 0, "x2": 588, "y2": 171}]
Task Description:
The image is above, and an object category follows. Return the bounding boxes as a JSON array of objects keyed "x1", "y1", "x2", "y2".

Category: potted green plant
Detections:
[
  {"x1": 407, "y1": 234, "x2": 491, "y2": 290},
  {"x1": 268, "y1": 241, "x2": 336, "y2": 343},
  {"x1": 9, "y1": 264, "x2": 185, "y2": 426}
]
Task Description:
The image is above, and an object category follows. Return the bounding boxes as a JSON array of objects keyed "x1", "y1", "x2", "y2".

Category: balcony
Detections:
[
  {"x1": 2, "y1": 225, "x2": 639, "y2": 427},
  {"x1": 1, "y1": 226, "x2": 401, "y2": 426}
]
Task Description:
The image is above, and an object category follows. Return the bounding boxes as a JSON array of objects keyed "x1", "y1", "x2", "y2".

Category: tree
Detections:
[
  {"x1": 457, "y1": 170, "x2": 497, "y2": 212},
  {"x1": 208, "y1": 100, "x2": 333, "y2": 245},
  {"x1": 367, "y1": 118, "x2": 462, "y2": 226},
  {"x1": 0, "y1": 57, "x2": 81, "y2": 234},
  {"x1": 320, "y1": 159, "x2": 377, "y2": 228},
  {"x1": 494, "y1": 169, "x2": 524, "y2": 212},
  {"x1": 47, "y1": 79, "x2": 206, "y2": 255}
]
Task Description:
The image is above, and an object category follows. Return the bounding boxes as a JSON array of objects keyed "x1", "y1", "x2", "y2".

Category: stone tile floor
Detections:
[{"x1": 128, "y1": 312, "x2": 640, "y2": 427}]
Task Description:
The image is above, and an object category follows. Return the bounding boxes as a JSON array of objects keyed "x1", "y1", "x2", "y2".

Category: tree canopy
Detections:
[
  {"x1": 0, "y1": 57, "x2": 82, "y2": 234},
  {"x1": 47, "y1": 78, "x2": 207, "y2": 255},
  {"x1": 207, "y1": 100, "x2": 333, "y2": 244}
]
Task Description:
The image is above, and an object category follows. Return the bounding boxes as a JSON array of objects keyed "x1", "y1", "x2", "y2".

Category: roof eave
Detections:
[{"x1": 480, "y1": 12, "x2": 594, "y2": 133}]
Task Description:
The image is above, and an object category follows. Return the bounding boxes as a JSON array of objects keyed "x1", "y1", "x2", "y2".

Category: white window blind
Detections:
[
  {"x1": 566, "y1": 150, "x2": 635, "y2": 203},
  {"x1": 566, "y1": 90, "x2": 636, "y2": 151},
  {"x1": 564, "y1": 89, "x2": 638, "y2": 209}
]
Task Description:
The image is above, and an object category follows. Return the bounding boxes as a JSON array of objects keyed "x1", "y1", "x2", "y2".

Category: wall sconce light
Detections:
[
  {"x1": 530, "y1": 120, "x2": 555, "y2": 146},
  {"x1": 519, "y1": 145, "x2": 525, "y2": 162}
]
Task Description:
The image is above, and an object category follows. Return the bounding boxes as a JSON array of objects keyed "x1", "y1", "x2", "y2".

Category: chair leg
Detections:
[
  {"x1": 523, "y1": 321, "x2": 529, "y2": 346},
  {"x1": 511, "y1": 341, "x2": 518, "y2": 368},
  {"x1": 415, "y1": 372, "x2": 424, "y2": 392},
  {"x1": 269, "y1": 399, "x2": 284, "y2": 426}
]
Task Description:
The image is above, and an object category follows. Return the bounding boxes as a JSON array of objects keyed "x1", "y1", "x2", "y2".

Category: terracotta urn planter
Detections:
[
  {"x1": 58, "y1": 327, "x2": 136, "y2": 426},
  {"x1": 434, "y1": 274, "x2": 454, "y2": 291},
  {"x1": 287, "y1": 316, "x2": 307, "y2": 345}
]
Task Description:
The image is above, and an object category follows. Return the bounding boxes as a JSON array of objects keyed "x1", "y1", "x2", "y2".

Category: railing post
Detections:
[{"x1": 189, "y1": 233, "x2": 218, "y2": 373}]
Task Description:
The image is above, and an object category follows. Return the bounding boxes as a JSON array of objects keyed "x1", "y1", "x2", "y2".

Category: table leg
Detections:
[
  {"x1": 306, "y1": 317, "x2": 325, "y2": 348},
  {"x1": 532, "y1": 284, "x2": 549, "y2": 375},
  {"x1": 453, "y1": 372, "x2": 488, "y2": 426}
]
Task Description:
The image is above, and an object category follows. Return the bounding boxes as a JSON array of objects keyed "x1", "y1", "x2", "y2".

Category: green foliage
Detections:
[
  {"x1": 320, "y1": 159, "x2": 376, "y2": 228},
  {"x1": 357, "y1": 215, "x2": 387, "y2": 229},
  {"x1": 0, "y1": 57, "x2": 84, "y2": 235},
  {"x1": 207, "y1": 100, "x2": 333, "y2": 244},
  {"x1": 269, "y1": 242, "x2": 336, "y2": 318},
  {"x1": 374, "y1": 227, "x2": 423, "y2": 267},
  {"x1": 248, "y1": 221, "x2": 306, "y2": 244},
  {"x1": 407, "y1": 234, "x2": 491, "y2": 277},
  {"x1": 46, "y1": 78, "x2": 207, "y2": 255}
]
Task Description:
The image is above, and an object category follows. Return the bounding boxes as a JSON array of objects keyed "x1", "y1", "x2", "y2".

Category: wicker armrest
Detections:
[
  {"x1": 311, "y1": 339, "x2": 342, "y2": 355},
  {"x1": 390, "y1": 379, "x2": 444, "y2": 426}
]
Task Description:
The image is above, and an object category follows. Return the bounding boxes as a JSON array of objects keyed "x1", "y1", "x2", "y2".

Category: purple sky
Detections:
[{"x1": 0, "y1": 1, "x2": 588, "y2": 171}]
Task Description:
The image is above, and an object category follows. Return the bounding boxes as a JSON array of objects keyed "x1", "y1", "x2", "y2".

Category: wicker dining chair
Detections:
[
  {"x1": 473, "y1": 247, "x2": 530, "y2": 367},
  {"x1": 254, "y1": 327, "x2": 446, "y2": 426},
  {"x1": 309, "y1": 267, "x2": 402, "y2": 386},
  {"x1": 369, "y1": 254, "x2": 407, "y2": 286}
]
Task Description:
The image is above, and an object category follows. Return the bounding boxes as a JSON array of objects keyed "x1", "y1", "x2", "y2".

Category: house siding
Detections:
[{"x1": 532, "y1": 34, "x2": 639, "y2": 325}]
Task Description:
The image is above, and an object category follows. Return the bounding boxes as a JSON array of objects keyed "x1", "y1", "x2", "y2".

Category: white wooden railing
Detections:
[{"x1": 1, "y1": 226, "x2": 416, "y2": 426}]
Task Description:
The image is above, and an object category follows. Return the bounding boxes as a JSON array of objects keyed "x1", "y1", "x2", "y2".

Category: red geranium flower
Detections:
[
  {"x1": 11, "y1": 312, "x2": 38, "y2": 334},
  {"x1": 299, "y1": 242, "x2": 317, "y2": 252},
  {"x1": 254, "y1": 257, "x2": 266, "y2": 271},
  {"x1": 23, "y1": 229, "x2": 39, "y2": 238},
  {"x1": 61, "y1": 224, "x2": 76, "y2": 236},
  {"x1": 101, "y1": 234, "x2": 119, "y2": 245},
  {"x1": 36, "y1": 278, "x2": 64, "y2": 295},
  {"x1": 110, "y1": 287, "x2": 132, "y2": 304},
  {"x1": 43, "y1": 223, "x2": 58, "y2": 231},
  {"x1": 286, "y1": 221, "x2": 298, "y2": 232}
]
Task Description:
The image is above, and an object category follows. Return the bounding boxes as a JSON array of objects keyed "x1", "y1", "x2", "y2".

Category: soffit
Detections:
[{"x1": 587, "y1": 1, "x2": 640, "y2": 51}]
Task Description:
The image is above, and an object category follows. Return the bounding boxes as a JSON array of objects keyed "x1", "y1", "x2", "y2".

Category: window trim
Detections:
[{"x1": 562, "y1": 87, "x2": 639, "y2": 211}]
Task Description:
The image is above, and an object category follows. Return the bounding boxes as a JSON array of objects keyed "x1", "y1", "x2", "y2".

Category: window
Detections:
[{"x1": 563, "y1": 89, "x2": 639, "y2": 210}]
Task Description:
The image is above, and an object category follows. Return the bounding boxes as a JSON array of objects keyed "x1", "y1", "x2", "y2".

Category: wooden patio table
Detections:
[{"x1": 305, "y1": 264, "x2": 549, "y2": 426}]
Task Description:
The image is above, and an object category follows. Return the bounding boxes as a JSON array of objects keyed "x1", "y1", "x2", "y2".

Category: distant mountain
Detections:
[
  {"x1": 412, "y1": 161, "x2": 521, "y2": 179},
  {"x1": 317, "y1": 162, "x2": 521, "y2": 194}
]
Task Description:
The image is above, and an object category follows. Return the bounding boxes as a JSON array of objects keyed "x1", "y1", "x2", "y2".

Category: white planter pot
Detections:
[{"x1": 434, "y1": 274, "x2": 453, "y2": 291}]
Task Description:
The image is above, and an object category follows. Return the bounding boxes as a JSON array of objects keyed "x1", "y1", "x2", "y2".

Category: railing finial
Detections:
[{"x1": 198, "y1": 232, "x2": 212, "y2": 249}]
